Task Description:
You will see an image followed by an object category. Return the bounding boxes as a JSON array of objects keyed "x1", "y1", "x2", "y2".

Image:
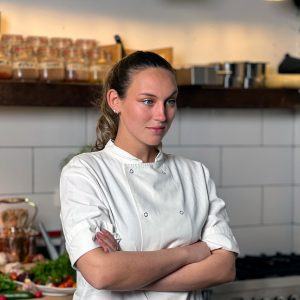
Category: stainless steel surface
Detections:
[{"x1": 209, "y1": 276, "x2": 300, "y2": 300}]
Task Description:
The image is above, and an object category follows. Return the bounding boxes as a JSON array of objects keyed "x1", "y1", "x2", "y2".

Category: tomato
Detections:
[
  {"x1": 9, "y1": 272, "x2": 17, "y2": 281},
  {"x1": 34, "y1": 291, "x2": 43, "y2": 298},
  {"x1": 0, "y1": 296, "x2": 7, "y2": 300}
]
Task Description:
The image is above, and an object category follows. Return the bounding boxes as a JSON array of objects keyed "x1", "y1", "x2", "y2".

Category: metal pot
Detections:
[{"x1": 244, "y1": 62, "x2": 266, "y2": 88}]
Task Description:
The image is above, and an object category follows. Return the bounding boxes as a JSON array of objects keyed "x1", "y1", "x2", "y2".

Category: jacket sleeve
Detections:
[
  {"x1": 59, "y1": 156, "x2": 120, "y2": 268},
  {"x1": 200, "y1": 164, "x2": 240, "y2": 254}
]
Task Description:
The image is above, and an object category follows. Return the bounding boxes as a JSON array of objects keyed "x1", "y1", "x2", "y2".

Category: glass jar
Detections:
[
  {"x1": 38, "y1": 46, "x2": 64, "y2": 81},
  {"x1": 89, "y1": 48, "x2": 111, "y2": 83},
  {"x1": 1, "y1": 34, "x2": 24, "y2": 51},
  {"x1": 75, "y1": 39, "x2": 97, "y2": 64},
  {"x1": 0, "y1": 42, "x2": 13, "y2": 79},
  {"x1": 0, "y1": 227, "x2": 38, "y2": 262},
  {"x1": 50, "y1": 37, "x2": 73, "y2": 56},
  {"x1": 64, "y1": 46, "x2": 89, "y2": 82},
  {"x1": 12, "y1": 45, "x2": 39, "y2": 80},
  {"x1": 26, "y1": 35, "x2": 48, "y2": 54}
]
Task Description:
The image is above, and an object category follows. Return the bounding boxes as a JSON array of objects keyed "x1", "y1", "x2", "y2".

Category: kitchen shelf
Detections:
[{"x1": 0, "y1": 80, "x2": 300, "y2": 108}]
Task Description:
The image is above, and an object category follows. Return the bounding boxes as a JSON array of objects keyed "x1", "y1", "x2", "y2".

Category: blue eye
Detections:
[
  {"x1": 143, "y1": 99, "x2": 153, "y2": 105},
  {"x1": 166, "y1": 99, "x2": 177, "y2": 106}
]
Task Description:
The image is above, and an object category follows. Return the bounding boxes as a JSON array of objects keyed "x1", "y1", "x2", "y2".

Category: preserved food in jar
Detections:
[
  {"x1": 38, "y1": 46, "x2": 64, "y2": 81},
  {"x1": 0, "y1": 42, "x2": 12, "y2": 79},
  {"x1": 89, "y1": 48, "x2": 111, "y2": 83},
  {"x1": 64, "y1": 46, "x2": 89, "y2": 82},
  {"x1": 26, "y1": 35, "x2": 48, "y2": 54},
  {"x1": 1, "y1": 34, "x2": 24, "y2": 51},
  {"x1": 50, "y1": 37, "x2": 73, "y2": 56},
  {"x1": 12, "y1": 45, "x2": 39, "y2": 80}
]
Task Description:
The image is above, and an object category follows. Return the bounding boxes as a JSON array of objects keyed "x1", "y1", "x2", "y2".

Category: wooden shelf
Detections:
[{"x1": 0, "y1": 81, "x2": 300, "y2": 108}]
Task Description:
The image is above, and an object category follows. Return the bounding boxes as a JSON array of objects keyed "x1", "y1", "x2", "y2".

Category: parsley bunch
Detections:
[
  {"x1": 0, "y1": 273, "x2": 17, "y2": 291},
  {"x1": 30, "y1": 252, "x2": 75, "y2": 285}
]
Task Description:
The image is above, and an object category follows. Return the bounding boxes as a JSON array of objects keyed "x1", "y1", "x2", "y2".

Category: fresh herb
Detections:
[
  {"x1": 0, "y1": 273, "x2": 16, "y2": 292},
  {"x1": 29, "y1": 252, "x2": 75, "y2": 286}
]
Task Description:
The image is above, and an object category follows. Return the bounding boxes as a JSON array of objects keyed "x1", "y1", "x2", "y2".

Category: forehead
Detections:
[{"x1": 127, "y1": 67, "x2": 177, "y2": 94}]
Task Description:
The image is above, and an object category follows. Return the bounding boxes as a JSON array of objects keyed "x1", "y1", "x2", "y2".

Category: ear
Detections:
[{"x1": 107, "y1": 89, "x2": 121, "y2": 113}]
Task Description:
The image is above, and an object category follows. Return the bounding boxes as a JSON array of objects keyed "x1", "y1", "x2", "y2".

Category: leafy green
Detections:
[
  {"x1": 0, "y1": 273, "x2": 17, "y2": 291},
  {"x1": 29, "y1": 252, "x2": 76, "y2": 285}
]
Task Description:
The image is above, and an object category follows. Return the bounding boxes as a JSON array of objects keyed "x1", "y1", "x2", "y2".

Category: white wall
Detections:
[
  {"x1": 0, "y1": 0, "x2": 300, "y2": 255},
  {"x1": 1, "y1": 0, "x2": 300, "y2": 70}
]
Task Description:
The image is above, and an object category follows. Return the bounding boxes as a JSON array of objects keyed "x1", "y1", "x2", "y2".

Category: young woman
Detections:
[{"x1": 60, "y1": 51, "x2": 239, "y2": 300}]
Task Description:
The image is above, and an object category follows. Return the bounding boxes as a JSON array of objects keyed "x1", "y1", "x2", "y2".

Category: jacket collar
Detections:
[{"x1": 104, "y1": 139, "x2": 164, "y2": 165}]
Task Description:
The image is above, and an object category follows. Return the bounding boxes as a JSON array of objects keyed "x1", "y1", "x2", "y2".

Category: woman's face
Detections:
[{"x1": 117, "y1": 67, "x2": 178, "y2": 147}]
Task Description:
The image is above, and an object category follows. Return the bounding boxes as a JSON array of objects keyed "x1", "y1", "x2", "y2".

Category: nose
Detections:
[{"x1": 154, "y1": 103, "x2": 167, "y2": 122}]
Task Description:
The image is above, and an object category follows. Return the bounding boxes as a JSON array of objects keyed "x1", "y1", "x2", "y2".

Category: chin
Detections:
[{"x1": 144, "y1": 137, "x2": 164, "y2": 147}]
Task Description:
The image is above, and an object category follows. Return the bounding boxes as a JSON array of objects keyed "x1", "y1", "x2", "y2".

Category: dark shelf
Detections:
[{"x1": 0, "y1": 80, "x2": 300, "y2": 108}]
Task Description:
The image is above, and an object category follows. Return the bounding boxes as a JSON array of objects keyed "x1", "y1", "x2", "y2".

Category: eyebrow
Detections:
[{"x1": 139, "y1": 90, "x2": 178, "y2": 99}]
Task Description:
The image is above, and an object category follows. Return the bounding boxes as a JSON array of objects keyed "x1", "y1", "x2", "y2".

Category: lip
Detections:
[{"x1": 147, "y1": 126, "x2": 166, "y2": 134}]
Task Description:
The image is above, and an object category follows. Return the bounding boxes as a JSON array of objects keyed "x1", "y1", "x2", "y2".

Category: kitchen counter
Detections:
[{"x1": 43, "y1": 296, "x2": 73, "y2": 300}]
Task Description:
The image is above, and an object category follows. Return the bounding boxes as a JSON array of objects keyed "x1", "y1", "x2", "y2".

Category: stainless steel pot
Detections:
[{"x1": 244, "y1": 62, "x2": 266, "y2": 88}]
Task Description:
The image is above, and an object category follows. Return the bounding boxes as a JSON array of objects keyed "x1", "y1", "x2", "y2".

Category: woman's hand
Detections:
[
  {"x1": 95, "y1": 229, "x2": 120, "y2": 253},
  {"x1": 184, "y1": 241, "x2": 211, "y2": 264}
]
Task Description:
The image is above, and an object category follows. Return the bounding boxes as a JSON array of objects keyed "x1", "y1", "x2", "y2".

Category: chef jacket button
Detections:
[
  {"x1": 161, "y1": 169, "x2": 166, "y2": 174},
  {"x1": 179, "y1": 210, "x2": 184, "y2": 215},
  {"x1": 129, "y1": 169, "x2": 134, "y2": 174},
  {"x1": 144, "y1": 212, "x2": 149, "y2": 217}
]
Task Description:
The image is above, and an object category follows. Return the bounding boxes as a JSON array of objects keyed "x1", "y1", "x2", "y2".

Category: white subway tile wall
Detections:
[
  {"x1": 218, "y1": 187, "x2": 262, "y2": 226},
  {"x1": 294, "y1": 109, "x2": 300, "y2": 145},
  {"x1": 34, "y1": 147, "x2": 82, "y2": 193},
  {"x1": 294, "y1": 187, "x2": 300, "y2": 224},
  {"x1": 0, "y1": 148, "x2": 32, "y2": 194},
  {"x1": 262, "y1": 110, "x2": 294, "y2": 145},
  {"x1": 0, "y1": 107, "x2": 86, "y2": 146},
  {"x1": 180, "y1": 109, "x2": 262, "y2": 145},
  {"x1": 263, "y1": 186, "x2": 293, "y2": 225},
  {"x1": 294, "y1": 225, "x2": 300, "y2": 253},
  {"x1": 222, "y1": 147, "x2": 293, "y2": 186},
  {"x1": 232, "y1": 225, "x2": 292, "y2": 256},
  {"x1": 163, "y1": 146, "x2": 221, "y2": 186},
  {"x1": 1, "y1": 107, "x2": 299, "y2": 255},
  {"x1": 294, "y1": 147, "x2": 300, "y2": 184}
]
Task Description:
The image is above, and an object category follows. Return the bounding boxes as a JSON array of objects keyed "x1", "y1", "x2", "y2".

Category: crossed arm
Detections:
[{"x1": 76, "y1": 229, "x2": 236, "y2": 292}]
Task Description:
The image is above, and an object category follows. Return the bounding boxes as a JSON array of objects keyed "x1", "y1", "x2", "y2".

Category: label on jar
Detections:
[
  {"x1": 90, "y1": 65, "x2": 109, "y2": 72},
  {"x1": 39, "y1": 62, "x2": 64, "y2": 69},
  {"x1": 13, "y1": 61, "x2": 38, "y2": 69},
  {"x1": 0, "y1": 60, "x2": 12, "y2": 67},
  {"x1": 66, "y1": 63, "x2": 85, "y2": 71}
]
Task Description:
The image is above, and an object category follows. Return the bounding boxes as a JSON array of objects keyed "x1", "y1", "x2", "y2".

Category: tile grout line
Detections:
[
  {"x1": 261, "y1": 186, "x2": 264, "y2": 225},
  {"x1": 31, "y1": 147, "x2": 35, "y2": 194}
]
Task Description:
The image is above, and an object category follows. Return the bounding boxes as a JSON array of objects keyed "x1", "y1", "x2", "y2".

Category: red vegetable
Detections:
[
  {"x1": 34, "y1": 291, "x2": 43, "y2": 298},
  {"x1": 9, "y1": 272, "x2": 17, "y2": 281},
  {"x1": 0, "y1": 295, "x2": 7, "y2": 300}
]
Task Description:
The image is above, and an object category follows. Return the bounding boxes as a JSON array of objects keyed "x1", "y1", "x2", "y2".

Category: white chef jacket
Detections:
[{"x1": 60, "y1": 140, "x2": 239, "y2": 300}]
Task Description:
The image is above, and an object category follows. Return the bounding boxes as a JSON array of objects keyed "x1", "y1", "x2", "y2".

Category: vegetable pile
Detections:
[
  {"x1": 0, "y1": 273, "x2": 40, "y2": 299},
  {"x1": 28, "y1": 252, "x2": 76, "y2": 287}
]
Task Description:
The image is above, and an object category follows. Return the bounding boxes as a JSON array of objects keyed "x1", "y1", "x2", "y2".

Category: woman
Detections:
[{"x1": 60, "y1": 51, "x2": 239, "y2": 299}]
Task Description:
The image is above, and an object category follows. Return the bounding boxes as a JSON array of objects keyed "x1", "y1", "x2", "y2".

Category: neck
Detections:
[{"x1": 114, "y1": 136, "x2": 159, "y2": 163}]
